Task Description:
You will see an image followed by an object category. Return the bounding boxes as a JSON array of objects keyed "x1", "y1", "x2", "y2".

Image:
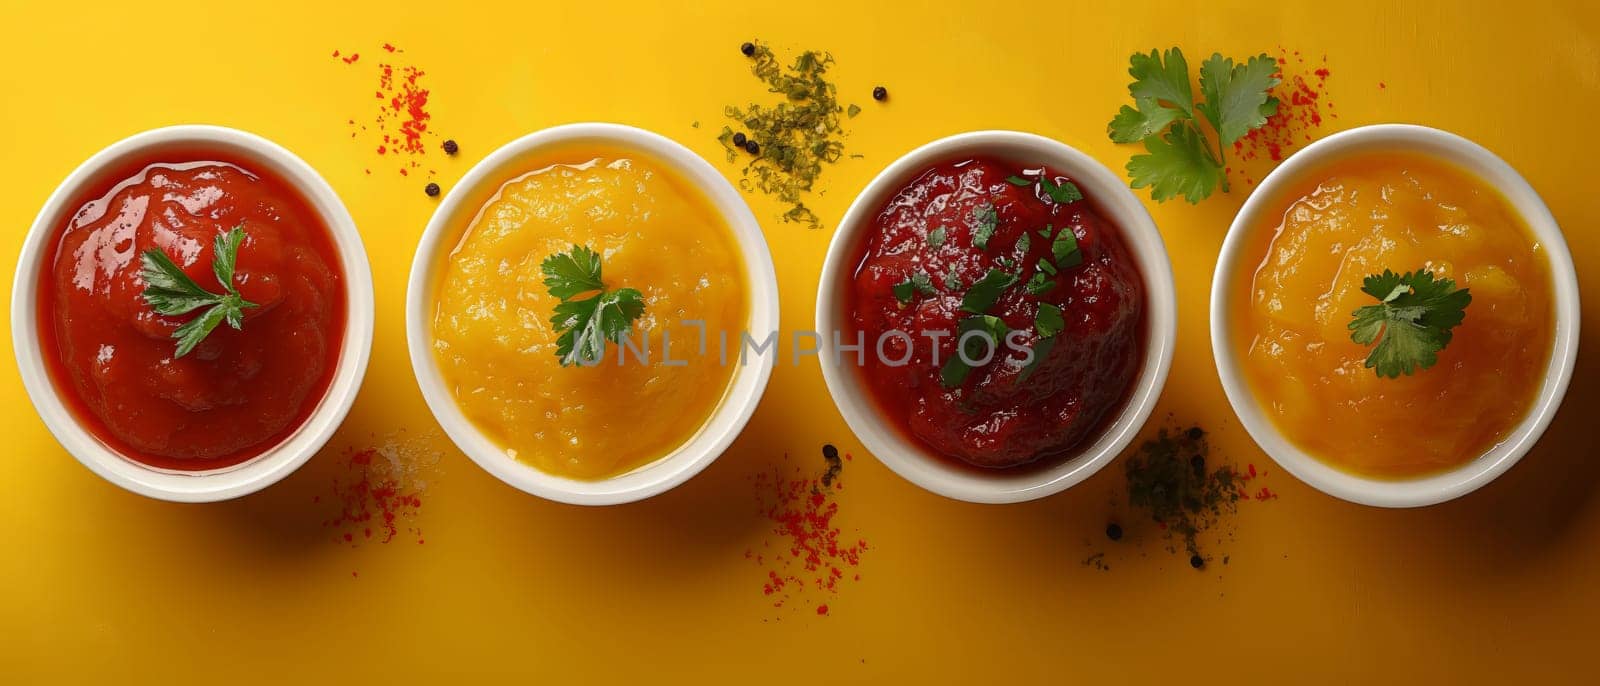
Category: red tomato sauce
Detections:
[
  {"x1": 848, "y1": 158, "x2": 1145, "y2": 469},
  {"x1": 36, "y1": 151, "x2": 346, "y2": 470}
]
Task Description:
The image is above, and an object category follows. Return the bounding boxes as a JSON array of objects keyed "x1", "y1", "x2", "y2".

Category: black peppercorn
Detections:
[
  {"x1": 872, "y1": 86, "x2": 888, "y2": 101},
  {"x1": 740, "y1": 42, "x2": 755, "y2": 57},
  {"x1": 822, "y1": 444, "x2": 839, "y2": 460},
  {"x1": 744, "y1": 139, "x2": 759, "y2": 155},
  {"x1": 1105, "y1": 523, "x2": 1123, "y2": 541},
  {"x1": 1186, "y1": 426, "x2": 1204, "y2": 441},
  {"x1": 732, "y1": 132, "x2": 747, "y2": 147},
  {"x1": 424, "y1": 182, "x2": 441, "y2": 197},
  {"x1": 442, "y1": 139, "x2": 459, "y2": 155},
  {"x1": 1190, "y1": 554, "x2": 1205, "y2": 569}
]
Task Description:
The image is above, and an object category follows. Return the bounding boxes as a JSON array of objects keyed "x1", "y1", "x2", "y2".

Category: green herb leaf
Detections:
[
  {"x1": 1109, "y1": 48, "x2": 1279, "y2": 204},
  {"x1": 1109, "y1": 96, "x2": 1185, "y2": 144},
  {"x1": 542, "y1": 245, "x2": 647, "y2": 366},
  {"x1": 847, "y1": 104, "x2": 862, "y2": 118},
  {"x1": 1126, "y1": 122, "x2": 1223, "y2": 204},
  {"x1": 171, "y1": 302, "x2": 232, "y2": 358},
  {"x1": 944, "y1": 264, "x2": 963, "y2": 291},
  {"x1": 1025, "y1": 272, "x2": 1055, "y2": 296},
  {"x1": 1041, "y1": 178, "x2": 1084, "y2": 204},
  {"x1": 1036, "y1": 257, "x2": 1058, "y2": 276},
  {"x1": 927, "y1": 225, "x2": 947, "y2": 249},
  {"x1": 971, "y1": 203, "x2": 998, "y2": 250},
  {"x1": 940, "y1": 315, "x2": 1009, "y2": 388},
  {"x1": 1052, "y1": 227, "x2": 1083, "y2": 269},
  {"x1": 539, "y1": 245, "x2": 606, "y2": 300},
  {"x1": 1347, "y1": 268, "x2": 1472, "y2": 378},
  {"x1": 1126, "y1": 48, "x2": 1195, "y2": 118},
  {"x1": 1035, "y1": 302, "x2": 1065, "y2": 338},
  {"x1": 211, "y1": 227, "x2": 245, "y2": 294},
  {"x1": 1197, "y1": 53, "x2": 1282, "y2": 148},
  {"x1": 892, "y1": 271, "x2": 937, "y2": 304},
  {"x1": 139, "y1": 225, "x2": 258, "y2": 359},
  {"x1": 961, "y1": 269, "x2": 1019, "y2": 314},
  {"x1": 1005, "y1": 175, "x2": 1032, "y2": 186},
  {"x1": 1015, "y1": 232, "x2": 1031, "y2": 257}
]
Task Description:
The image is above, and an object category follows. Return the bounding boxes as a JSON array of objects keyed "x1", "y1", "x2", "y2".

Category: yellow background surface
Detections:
[{"x1": 3, "y1": 0, "x2": 1598, "y2": 682}]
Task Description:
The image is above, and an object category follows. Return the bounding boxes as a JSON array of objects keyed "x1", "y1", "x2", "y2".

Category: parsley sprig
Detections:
[
  {"x1": 139, "y1": 225, "x2": 258, "y2": 358},
  {"x1": 1108, "y1": 48, "x2": 1280, "y2": 203},
  {"x1": 540, "y1": 245, "x2": 646, "y2": 366},
  {"x1": 1347, "y1": 269, "x2": 1472, "y2": 378}
]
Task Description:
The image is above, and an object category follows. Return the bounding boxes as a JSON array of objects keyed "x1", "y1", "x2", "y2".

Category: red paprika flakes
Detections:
[
  {"x1": 318, "y1": 434, "x2": 440, "y2": 547},
  {"x1": 1230, "y1": 49, "x2": 1335, "y2": 186},
  {"x1": 745, "y1": 445, "x2": 867, "y2": 617},
  {"x1": 332, "y1": 44, "x2": 437, "y2": 177}
]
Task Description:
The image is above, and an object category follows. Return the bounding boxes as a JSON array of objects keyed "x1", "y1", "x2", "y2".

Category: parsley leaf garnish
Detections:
[
  {"x1": 1109, "y1": 97, "x2": 1185, "y2": 144},
  {"x1": 1197, "y1": 53, "x2": 1281, "y2": 148},
  {"x1": 1006, "y1": 173, "x2": 1082, "y2": 205},
  {"x1": 1108, "y1": 47, "x2": 1280, "y2": 204},
  {"x1": 944, "y1": 263, "x2": 963, "y2": 291},
  {"x1": 893, "y1": 271, "x2": 937, "y2": 304},
  {"x1": 971, "y1": 203, "x2": 998, "y2": 250},
  {"x1": 940, "y1": 315, "x2": 1009, "y2": 389},
  {"x1": 1042, "y1": 178, "x2": 1083, "y2": 204},
  {"x1": 961, "y1": 269, "x2": 1019, "y2": 314},
  {"x1": 1127, "y1": 48, "x2": 1195, "y2": 118},
  {"x1": 1034, "y1": 302, "x2": 1065, "y2": 338},
  {"x1": 540, "y1": 245, "x2": 646, "y2": 366},
  {"x1": 1024, "y1": 273, "x2": 1054, "y2": 296},
  {"x1": 1347, "y1": 268, "x2": 1472, "y2": 378},
  {"x1": 139, "y1": 225, "x2": 258, "y2": 358},
  {"x1": 927, "y1": 225, "x2": 947, "y2": 249},
  {"x1": 1126, "y1": 123, "x2": 1225, "y2": 203},
  {"x1": 1052, "y1": 227, "x2": 1083, "y2": 269}
]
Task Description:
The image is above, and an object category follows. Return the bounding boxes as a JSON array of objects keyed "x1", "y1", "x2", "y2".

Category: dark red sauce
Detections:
[
  {"x1": 37, "y1": 151, "x2": 346, "y2": 470},
  {"x1": 848, "y1": 157, "x2": 1145, "y2": 469}
]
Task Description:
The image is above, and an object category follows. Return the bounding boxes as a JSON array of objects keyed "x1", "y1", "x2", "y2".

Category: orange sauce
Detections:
[{"x1": 1231, "y1": 152, "x2": 1554, "y2": 478}]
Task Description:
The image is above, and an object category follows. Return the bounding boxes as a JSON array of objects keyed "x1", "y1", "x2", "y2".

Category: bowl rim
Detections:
[
  {"x1": 1209, "y1": 123, "x2": 1582, "y2": 508},
  {"x1": 11, "y1": 124, "x2": 376, "y2": 503},
  {"x1": 404, "y1": 122, "x2": 779, "y2": 506},
  {"x1": 814, "y1": 129, "x2": 1178, "y2": 504}
]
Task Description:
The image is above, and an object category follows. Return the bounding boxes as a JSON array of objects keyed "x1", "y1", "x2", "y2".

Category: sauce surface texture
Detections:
[
  {"x1": 1232, "y1": 152, "x2": 1554, "y2": 477},
  {"x1": 431, "y1": 151, "x2": 747, "y2": 480},
  {"x1": 39, "y1": 155, "x2": 346, "y2": 470},
  {"x1": 849, "y1": 158, "x2": 1145, "y2": 469}
]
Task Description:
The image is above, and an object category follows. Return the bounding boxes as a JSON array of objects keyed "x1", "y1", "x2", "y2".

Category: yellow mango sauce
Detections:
[
  {"x1": 1231, "y1": 152, "x2": 1554, "y2": 478},
  {"x1": 431, "y1": 148, "x2": 748, "y2": 480}
]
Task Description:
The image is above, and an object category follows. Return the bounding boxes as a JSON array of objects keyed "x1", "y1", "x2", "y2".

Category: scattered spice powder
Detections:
[
  {"x1": 332, "y1": 44, "x2": 437, "y2": 178},
  {"x1": 745, "y1": 445, "x2": 868, "y2": 617},
  {"x1": 1229, "y1": 49, "x2": 1335, "y2": 186},
  {"x1": 719, "y1": 42, "x2": 859, "y2": 228},
  {"x1": 1098, "y1": 424, "x2": 1276, "y2": 569},
  {"x1": 319, "y1": 433, "x2": 441, "y2": 548}
]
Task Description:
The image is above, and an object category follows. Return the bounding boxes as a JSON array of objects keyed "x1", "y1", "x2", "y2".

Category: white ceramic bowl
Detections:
[
  {"x1": 405, "y1": 123, "x2": 779, "y2": 506},
  {"x1": 12, "y1": 125, "x2": 375, "y2": 502},
  {"x1": 815, "y1": 130, "x2": 1177, "y2": 504},
  {"x1": 1211, "y1": 124, "x2": 1581, "y2": 508}
]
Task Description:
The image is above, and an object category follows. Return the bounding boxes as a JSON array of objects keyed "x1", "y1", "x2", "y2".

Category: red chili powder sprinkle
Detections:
[
  {"x1": 747, "y1": 446, "x2": 867, "y2": 617},
  {"x1": 319, "y1": 436, "x2": 440, "y2": 548},
  {"x1": 1231, "y1": 49, "x2": 1334, "y2": 185},
  {"x1": 332, "y1": 45, "x2": 435, "y2": 176}
]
